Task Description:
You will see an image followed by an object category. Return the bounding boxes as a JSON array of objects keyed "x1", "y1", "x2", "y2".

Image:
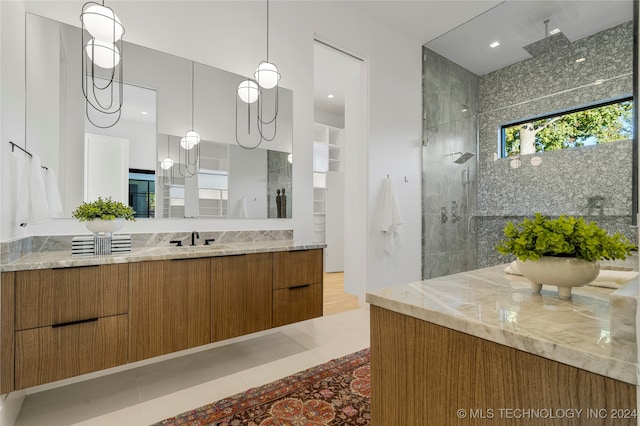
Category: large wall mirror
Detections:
[{"x1": 25, "y1": 13, "x2": 293, "y2": 219}]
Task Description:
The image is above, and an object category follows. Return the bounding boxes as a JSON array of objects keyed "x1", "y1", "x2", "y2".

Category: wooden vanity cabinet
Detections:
[
  {"x1": 7, "y1": 264, "x2": 129, "y2": 390},
  {"x1": 0, "y1": 247, "x2": 323, "y2": 393},
  {"x1": 272, "y1": 249, "x2": 323, "y2": 327},
  {"x1": 211, "y1": 253, "x2": 273, "y2": 341},
  {"x1": 15, "y1": 264, "x2": 128, "y2": 330},
  {"x1": 1, "y1": 272, "x2": 15, "y2": 394},
  {"x1": 129, "y1": 258, "x2": 211, "y2": 362},
  {"x1": 15, "y1": 315, "x2": 128, "y2": 389}
]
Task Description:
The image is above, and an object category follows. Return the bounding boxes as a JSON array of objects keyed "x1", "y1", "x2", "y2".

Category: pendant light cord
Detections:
[
  {"x1": 266, "y1": 0, "x2": 269, "y2": 61},
  {"x1": 191, "y1": 61, "x2": 195, "y2": 130}
]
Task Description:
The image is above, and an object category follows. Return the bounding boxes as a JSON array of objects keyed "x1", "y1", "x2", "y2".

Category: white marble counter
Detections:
[
  {"x1": 366, "y1": 264, "x2": 638, "y2": 385},
  {"x1": 0, "y1": 240, "x2": 325, "y2": 272}
]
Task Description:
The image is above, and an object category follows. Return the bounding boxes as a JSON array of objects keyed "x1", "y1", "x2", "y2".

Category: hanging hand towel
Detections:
[
  {"x1": 13, "y1": 151, "x2": 30, "y2": 226},
  {"x1": 378, "y1": 177, "x2": 403, "y2": 255},
  {"x1": 15, "y1": 152, "x2": 52, "y2": 226},
  {"x1": 235, "y1": 197, "x2": 248, "y2": 218},
  {"x1": 44, "y1": 167, "x2": 65, "y2": 218},
  {"x1": 28, "y1": 153, "x2": 52, "y2": 224}
]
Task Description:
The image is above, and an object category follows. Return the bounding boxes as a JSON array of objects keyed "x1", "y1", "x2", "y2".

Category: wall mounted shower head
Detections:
[{"x1": 449, "y1": 152, "x2": 475, "y2": 164}]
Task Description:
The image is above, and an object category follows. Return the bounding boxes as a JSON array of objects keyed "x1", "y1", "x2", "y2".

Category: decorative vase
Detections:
[
  {"x1": 85, "y1": 218, "x2": 124, "y2": 235},
  {"x1": 516, "y1": 256, "x2": 600, "y2": 298}
]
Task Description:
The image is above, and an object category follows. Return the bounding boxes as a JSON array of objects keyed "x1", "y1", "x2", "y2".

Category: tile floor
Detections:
[{"x1": 13, "y1": 308, "x2": 370, "y2": 426}]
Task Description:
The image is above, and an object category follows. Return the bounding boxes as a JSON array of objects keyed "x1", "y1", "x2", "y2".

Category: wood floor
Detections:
[{"x1": 323, "y1": 272, "x2": 361, "y2": 316}]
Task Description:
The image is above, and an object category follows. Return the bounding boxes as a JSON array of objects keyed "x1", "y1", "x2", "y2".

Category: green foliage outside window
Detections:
[{"x1": 503, "y1": 99, "x2": 633, "y2": 157}]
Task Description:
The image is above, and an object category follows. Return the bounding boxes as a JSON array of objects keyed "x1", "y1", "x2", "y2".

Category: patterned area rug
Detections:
[{"x1": 152, "y1": 348, "x2": 371, "y2": 425}]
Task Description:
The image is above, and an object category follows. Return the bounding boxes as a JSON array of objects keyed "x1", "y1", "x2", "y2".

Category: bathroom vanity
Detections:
[
  {"x1": 367, "y1": 265, "x2": 638, "y2": 425},
  {"x1": 0, "y1": 241, "x2": 324, "y2": 394}
]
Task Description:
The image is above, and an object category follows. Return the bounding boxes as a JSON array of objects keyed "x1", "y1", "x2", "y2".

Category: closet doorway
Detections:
[{"x1": 313, "y1": 39, "x2": 365, "y2": 309}]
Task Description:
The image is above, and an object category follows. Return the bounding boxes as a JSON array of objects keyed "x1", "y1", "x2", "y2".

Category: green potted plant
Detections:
[
  {"x1": 496, "y1": 213, "x2": 636, "y2": 298},
  {"x1": 72, "y1": 196, "x2": 136, "y2": 234}
]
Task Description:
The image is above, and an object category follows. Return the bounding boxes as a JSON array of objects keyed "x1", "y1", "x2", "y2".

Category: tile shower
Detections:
[{"x1": 422, "y1": 20, "x2": 635, "y2": 279}]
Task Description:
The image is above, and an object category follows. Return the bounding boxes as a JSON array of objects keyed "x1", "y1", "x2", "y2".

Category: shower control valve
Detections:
[
  {"x1": 451, "y1": 200, "x2": 461, "y2": 223},
  {"x1": 441, "y1": 207, "x2": 448, "y2": 224}
]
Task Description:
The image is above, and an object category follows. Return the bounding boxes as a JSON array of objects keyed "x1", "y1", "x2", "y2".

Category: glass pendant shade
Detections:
[
  {"x1": 237, "y1": 80, "x2": 260, "y2": 103},
  {"x1": 81, "y1": 4, "x2": 124, "y2": 42},
  {"x1": 183, "y1": 130, "x2": 200, "y2": 148},
  {"x1": 180, "y1": 130, "x2": 200, "y2": 150},
  {"x1": 85, "y1": 38, "x2": 121, "y2": 69},
  {"x1": 255, "y1": 62, "x2": 280, "y2": 89},
  {"x1": 160, "y1": 157, "x2": 174, "y2": 170}
]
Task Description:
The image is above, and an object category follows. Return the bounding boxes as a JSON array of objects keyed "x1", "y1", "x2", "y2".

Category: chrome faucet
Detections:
[{"x1": 191, "y1": 231, "x2": 200, "y2": 246}]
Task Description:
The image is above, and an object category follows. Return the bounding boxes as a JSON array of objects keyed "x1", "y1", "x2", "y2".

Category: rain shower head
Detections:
[{"x1": 450, "y1": 152, "x2": 475, "y2": 164}]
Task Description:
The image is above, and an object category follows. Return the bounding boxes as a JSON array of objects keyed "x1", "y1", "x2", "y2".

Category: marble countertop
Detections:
[
  {"x1": 0, "y1": 240, "x2": 326, "y2": 272},
  {"x1": 366, "y1": 264, "x2": 638, "y2": 385}
]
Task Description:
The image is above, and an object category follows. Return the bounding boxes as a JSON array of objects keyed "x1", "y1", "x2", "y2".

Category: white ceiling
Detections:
[
  {"x1": 314, "y1": 0, "x2": 503, "y2": 117},
  {"x1": 315, "y1": 0, "x2": 633, "y2": 117},
  {"x1": 425, "y1": 0, "x2": 633, "y2": 75}
]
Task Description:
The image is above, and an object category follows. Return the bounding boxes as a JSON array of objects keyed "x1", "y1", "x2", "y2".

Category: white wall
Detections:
[
  {"x1": 87, "y1": 118, "x2": 157, "y2": 172},
  {"x1": 0, "y1": 0, "x2": 28, "y2": 421},
  {"x1": 2, "y1": 1, "x2": 423, "y2": 294}
]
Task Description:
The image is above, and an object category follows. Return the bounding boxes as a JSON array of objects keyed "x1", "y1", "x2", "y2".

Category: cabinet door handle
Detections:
[
  {"x1": 288, "y1": 284, "x2": 310, "y2": 290},
  {"x1": 53, "y1": 264, "x2": 99, "y2": 270},
  {"x1": 52, "y1": 318, "x2": 99, "y2": 328}
]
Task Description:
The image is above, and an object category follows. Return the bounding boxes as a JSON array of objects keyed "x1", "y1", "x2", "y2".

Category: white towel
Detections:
[
  {"x1": 44, "y1": 168, "x2": 64, "y2": 218},
  {"x1": 14, "y1": 152, "x2": 52, "y2": 226},
  {"x1": 235, "y1": 197, "x2": 248, "y2": 219},
  {"x1": 13, "y1": 152, "x2": 30, "y2": 226},
  {"x1": 378, "y1": 177, "x2": 403, "y2": 255}
]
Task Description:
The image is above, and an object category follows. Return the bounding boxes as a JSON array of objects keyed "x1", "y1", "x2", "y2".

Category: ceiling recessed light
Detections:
[
  {"x1": 327, "y1": 94, "x2": 335, "y2": 99},
  {"x1": 575, "y1": 57, "x2": 586, "y2": 63},
  {"x1": 489, "y1": 41, "x2": 500, "y2": 48},
  {"x1": 141, "y1": 111, "x2": 148, "y2": 115},
  {"x1": 549, "y1": 28, "x2": 561, "y2": 35}
]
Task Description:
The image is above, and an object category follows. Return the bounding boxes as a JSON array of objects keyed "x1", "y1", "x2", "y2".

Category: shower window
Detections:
[{"x1": 500, "y1": 97, "x2": 633, "y2": 157}]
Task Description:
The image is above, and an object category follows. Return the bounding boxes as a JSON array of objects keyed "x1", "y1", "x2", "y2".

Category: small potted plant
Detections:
[
  {"x1": 72, "y1": 196, "x2": 136, "y2": 234},
  {"x1": 496, "y1": 213, "x2": 636, "y2": 298}
]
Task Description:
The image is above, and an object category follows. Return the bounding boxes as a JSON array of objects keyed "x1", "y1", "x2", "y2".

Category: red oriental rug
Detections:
[{"x1": 152, "y1": 348, "x2": 371, "y2": 425}]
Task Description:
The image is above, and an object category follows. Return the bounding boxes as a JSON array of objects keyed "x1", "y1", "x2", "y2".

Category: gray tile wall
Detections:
[
  {"x1": 422, "y1": 20, "x2": 635, "y2": 276},
  {"x1": 422, "y1": 48, "x2": 479, "y2": 279},
  {"x1": 477, "y1": 20, "x2": 635, "y2": 267},
  {"x1": 267, "y1": 150, "x2": 293, "y2": 219}
]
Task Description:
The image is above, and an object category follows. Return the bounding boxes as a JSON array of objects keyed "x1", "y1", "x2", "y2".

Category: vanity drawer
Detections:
[
  {"x1": 273, "y1": 249, "x2": 323, "y2": 290},
  {"x1": 272, "y1": 282, "x2": 323, "y2": 327},
  {"x1": 15, "y1": 314, "x2": 128, "y2": 389},
  {"x1": 15, "y1": 264, "x2": 129, "y2": 330}
]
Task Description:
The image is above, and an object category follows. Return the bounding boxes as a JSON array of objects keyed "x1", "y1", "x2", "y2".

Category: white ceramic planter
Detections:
[
  {"x1": 516, "y1": 256, "x2": 600, "y2": 298},
  {"x1": 85, "y1": 218, "x2": 124, "y2": 235}
]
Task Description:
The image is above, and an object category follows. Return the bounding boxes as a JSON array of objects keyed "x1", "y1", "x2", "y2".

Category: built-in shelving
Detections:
[{"x1": 313, "y1": 123, "x2": 343, "y2": 243}]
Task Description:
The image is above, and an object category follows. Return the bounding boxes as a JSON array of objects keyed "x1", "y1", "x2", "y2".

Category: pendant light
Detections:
[
  {"x1": 254, "y1": 0, "x2": 280, "y2": 90},
  {"x1": 235, "y1": 0, "x2": 280, "y2": 150},
  {"x1": 159, "y1": 135, "x2": 174, "y2": 190},
  {"x1": 81, "y1": 1, "x2": 125, "y2": 128},
  {"x1": 178, "y1": 61, "x2": 200, "y2": 177}
]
